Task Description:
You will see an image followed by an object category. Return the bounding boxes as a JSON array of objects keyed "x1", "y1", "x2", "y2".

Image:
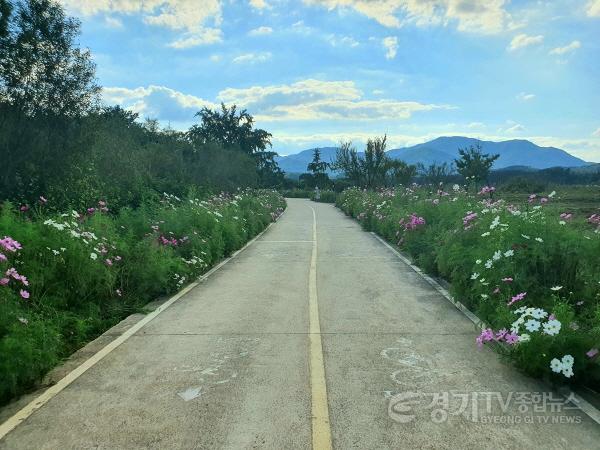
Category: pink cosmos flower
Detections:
[
  {"x1": 540, "y1": 197, "x2": 548, "y2": 204},
  {"x1": 493, "y1": 287, "x2": 500, "y2": 294},
  {"x1": 0, "y1": 253, "x2": 6, "y2": 262},
  {"x1": 507, "y1": 292, "x2": 527, "y2": 306},
  {"x1": 20, "y1": 205, "x2": 29, "y2": 212},
  {"x1": 504, "y1": 333, "x2": 519, "y2": 345},
  {"x1": 548, "y1": 314, "x2": 556, "y2": 321},
  {"x1": 0, "y1": 278, "x2": 9, "y2": 285},
  {"x1": 87, "y1": 207, "x2": 96, "y2": 214},
  {"x1": 20, "y1": 289, "x2": 30, "y2": 299},
  {"x1": 105, "y1": 259, "x2": 113, "y2": 266},
  {"x1": 476, "y1": 328, "x2": 495, "y2": 348},
  {"x1": 586, "y1": 348, "x2": 599, "y2": 358}
]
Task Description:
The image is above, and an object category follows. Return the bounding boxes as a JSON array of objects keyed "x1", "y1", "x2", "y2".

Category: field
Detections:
[
  {"x1": 337, "y1": 184, "x2": 600, "y2": 387},
  {"x1": 0, "y1": 190, "x2": 285, "y2": 405}
]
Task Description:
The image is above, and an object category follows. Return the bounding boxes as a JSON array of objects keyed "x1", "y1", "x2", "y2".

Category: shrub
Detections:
[{"x1": 338, "y1": 185, "x2": 600, "y2": 387}]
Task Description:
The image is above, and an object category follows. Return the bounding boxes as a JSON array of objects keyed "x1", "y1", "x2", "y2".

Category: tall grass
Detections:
[
  {"x1": 0, "y1": 190, "x2": 285, "y2": 405},
  {"x1": 338, "y1": 185, "x2": 600, "y2": 387}
]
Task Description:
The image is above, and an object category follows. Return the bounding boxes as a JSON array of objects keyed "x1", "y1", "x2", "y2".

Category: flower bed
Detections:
[
  {"x1": 337, "y1": 186, "x2": 600, "y2": 387},
  {"x1": 0, "y1": 190, "x2": 285, "y2": 405}
]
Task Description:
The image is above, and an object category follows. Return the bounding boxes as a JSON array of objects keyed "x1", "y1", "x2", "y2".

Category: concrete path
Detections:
[{"x1": 1, "y1": 199, "x2": 598, "y2": 449}]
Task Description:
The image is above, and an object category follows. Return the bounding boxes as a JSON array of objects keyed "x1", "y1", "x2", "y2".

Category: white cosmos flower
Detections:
[
  {"x1": 493, "y1": 251, "x2": 502, "y2": 261},
  {"x1": 519, "y1": 333, "x2": 531, "y2": 343},
  {"x1": 521, "y1": 234, "x2": 530, "y2": 239},
  {"x1": 535, "y1": 237, "x2": 543, "y2": 242},
  {"x1": 514, "y1": 307, "x2": 527, "y2": 314},
  {"x1": 524, "y1": 319, "x2": 541, "y2": 332},
  {"x1": 471, "y1": 273, "x2": 480, "y2": 280},
  {"x1": 562, "y1": 366, "x2": 574, "y2": 378},
  {"x1": 550, "y1": 358, "x2": 563, "y2": 373},
  {"x1": 548, "y1": 191, "x2": 556, "y2": 198},
  {"x1": 90, "y1": 253, "x2": 98, "y2": 260},
  {"x1": 485, "y1": 260, "x2": 493, "y2": 269},
  {"x1": 543, "y1": 319, "x2": 561, "y2": 336},
  {"x1": 559, "y1": 221, "x2": 566, "y2": 225},
  {"x1": 504, "y1": 249, "x2": 514, "y2": 257},
  {"x1": 550, "y1": 286, "x2": 562, "y2": 291},
  {"x1": 562, "y1": 354, "x2": 574, "y2": 367},
  {"x1": 481, "y1": 294, "x2": 489, "y2": 299},
  {"x1": 475, "y1": 259, "x2": 482, "y2": 264},
  {"x1": 530, "y1": 308, "x2": 548, "y2": 319},
  {"x1": 481, "y1": 232, "x2": 490, "y2": 237}
]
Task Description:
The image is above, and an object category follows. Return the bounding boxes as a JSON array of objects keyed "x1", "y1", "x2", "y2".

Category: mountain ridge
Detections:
[{"x1": 274, "y1": 136, "x2": 588, "y2": 174}]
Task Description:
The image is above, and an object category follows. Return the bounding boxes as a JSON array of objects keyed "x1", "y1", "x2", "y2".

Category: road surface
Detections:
[{"x1": 1, "y1": 199, "x2": 598, "y2": 449}]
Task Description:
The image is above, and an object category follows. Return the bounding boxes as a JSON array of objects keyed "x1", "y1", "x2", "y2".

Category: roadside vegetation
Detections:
[
  {"x1": 335, "y1": 137, "x2": 600, "y2": 387},
  {"x1": 0, "y1": 0, "x2": 286, "y2": 405}
]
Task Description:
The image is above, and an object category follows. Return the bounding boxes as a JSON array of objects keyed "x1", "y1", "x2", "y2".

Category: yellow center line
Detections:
[{"x1": 308, "y1": 205, "x2": 333, "y2": 450}]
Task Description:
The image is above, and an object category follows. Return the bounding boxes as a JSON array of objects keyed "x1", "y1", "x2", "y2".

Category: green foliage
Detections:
[
  {"x1": 338, "y1": 185, "x2": 600, "y2": 387},
  {"x1": 454, "y1": 144, "x2": 500, "y2": 187},
  {"x1": 0, "y1": 0, "x2": 100, "y2": 116},
  {"x1": 332, "y1": 136, "x2": 417, "y2": 188},
  {"x1": 0, "y1": 190, "x2": 285, "y2": 405}
]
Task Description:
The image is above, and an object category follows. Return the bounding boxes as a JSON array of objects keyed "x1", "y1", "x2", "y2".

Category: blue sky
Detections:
[{"x1": 59, "y1": 0, "x2": 600, "y2": 160}]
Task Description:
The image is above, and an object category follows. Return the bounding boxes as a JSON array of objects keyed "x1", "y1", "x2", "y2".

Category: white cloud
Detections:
[
  {"x1": 249, "y1": 0, "x2": 270, "y2": 9},
  {"x1": 467, "y1": 122, "x2": 485, "y2": 129},
  {"x1": 586, "y1": 0, "x2": 600, "y2": 17},
  {"x1": 303, "y1": 0, "x2": 513, "y2": 34},
  {"x1": 382, "y1": 36, "x2": 398, "y2": 59},
  {"x1": 516, "y1": 92, "x2": 535, "y2": 101},
  {"x1": 501, "y1": 120, "x2": 525, "y2": 133},
  {"x1": 372, "y1": 89, "x2": 385, "y2": 95},
  {"x1": 59, "y1": 0, "x2": 223, "y2": 48},
  {"x1": 327, "y1": 35, "x2": 360, "y2": 47},
  {"x1": 216, "y1": 79, "x2": 453, "y2": 121},
  {"x1": 592, "y1": 127, "x2": 600, "y2": 137},
  {"x1": 507, "y1": 33, "x2": 543, "y2": 51},
  {"x1": 549, "y1": 40, "x2": 581, "y2": 55},
  {"x1": 102, "y1": 85, "x2": 217, "y2": 123},
  {"x1": 232, "y1": 52, "x2": 273, "y2": 64},
  {"x1": 104, "y1": 16, "x2": 124, "y2": 29},
  {"x1": 249, "y1": 26, "x2": 273, "y2": 36}
]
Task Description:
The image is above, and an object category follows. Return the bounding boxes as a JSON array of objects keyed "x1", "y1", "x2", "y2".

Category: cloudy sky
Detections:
[{"x1": 60, "y1": 0, "x2": 600, "y2": 160}]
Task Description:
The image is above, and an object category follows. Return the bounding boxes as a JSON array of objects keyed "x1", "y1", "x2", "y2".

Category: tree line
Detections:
[
  {"x1": 0, "y1": 0, "x2": 284, "y2": 210},
  {"x1": 297, "y1": 135, "x2": 500, "y2": 191}
]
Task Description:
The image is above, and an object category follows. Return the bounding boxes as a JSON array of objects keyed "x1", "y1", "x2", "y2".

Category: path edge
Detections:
[
  {"x1": 370, "y1": 231, "x2": 600, "y2": 426},
  {"x1": 0, "y1": 207, "x2": 287, "y2": 441}
]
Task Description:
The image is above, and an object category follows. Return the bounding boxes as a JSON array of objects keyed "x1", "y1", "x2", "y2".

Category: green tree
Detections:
[
  {"x1": 454, "y1": 144, "x2": 499, "y2": 188},
  {"x1": 331, "y1": 141, "x2": 363, "y2": 186},
  {"x1": 385, "y1": 159, "x2": 417, "y2": 186},
  {"x1": 306, "y1": 148, "x2": 330, "y2": 188},
  {"x1": 0, "y1": 0, "x2": 99, "y2": 116},
  {"x1": 187, "y1": 103, "x2": 283, "y2": 187},
  {"x1": 417, "y1": 162, "x2": 454, "y2": 185},
  {"x1": 332, "y1": 136, "x2": 392, "y2": 188}
]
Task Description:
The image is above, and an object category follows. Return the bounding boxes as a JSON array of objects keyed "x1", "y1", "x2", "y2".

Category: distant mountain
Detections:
[
  {"x1": 275, "y1": 137, "x2": 588, "y2": 174},
  {"x1": 274, "y1": 147, "x2": 339, "y2": 175}
]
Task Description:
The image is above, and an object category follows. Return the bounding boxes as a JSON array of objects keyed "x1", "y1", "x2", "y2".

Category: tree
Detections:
[
  {"x1": 385, "y1": 159, "x2": 417, "y2": 186},
  {"x1": 417, "y1": 162, "x2": 454, "y2": 185},
  {"x1": 0, "y1": 0, "x2": 99, "y2": 116},
  {"x1": 332, "y1": 135, "x2": 411, "y2": 189},
  {"x1": 454, "y1": 144, "x2": 499, "y2": 188},
  {"x1": 306, "y1": 148, "x2": 330, "y2": 188},
  {"x1": 361, "y1": 135, "x2": 388, "y2": 188},
  {"x1": 187, "y1": 103, "x2": 284, "y2": 187},
  {"x1": 331, "y1": 141, "x2": 363, "y2": 186},
  {"x1": 187, "y1": 103, "x2": 271, "y2": 155}
]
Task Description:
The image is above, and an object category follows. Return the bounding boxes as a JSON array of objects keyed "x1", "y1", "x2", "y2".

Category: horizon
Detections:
[{"x1": 58, "y1": 0, "x2": 600, "y2": 162}]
